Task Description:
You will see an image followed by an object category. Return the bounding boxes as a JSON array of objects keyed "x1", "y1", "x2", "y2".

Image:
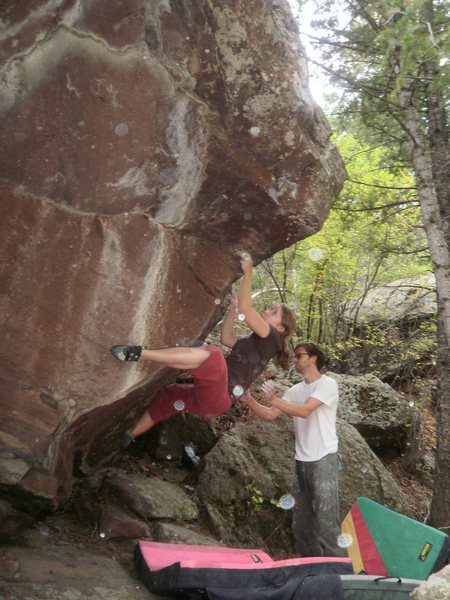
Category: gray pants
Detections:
[{"x1": 292, "y1": 452, "x2": 345, "y2": 557}]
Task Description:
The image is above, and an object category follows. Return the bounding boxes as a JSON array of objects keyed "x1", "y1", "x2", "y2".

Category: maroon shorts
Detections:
[{"x1": 148, "y1": 345, "x2": 232, "y2": 424}]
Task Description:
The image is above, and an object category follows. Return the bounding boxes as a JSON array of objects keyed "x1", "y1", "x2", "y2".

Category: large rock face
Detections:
[
  {"x1": 0, "y1": 0, "x2": 346, "y2": 509},
  {"x1": 196, "y1": 417, "x2": 410, "y2": 554},
  {"x1": 343, "y1": 275, "x2": 436, "y2": 325},
  {"x1": 332, "y1": 373, "x2": 417, "y2": 452}
]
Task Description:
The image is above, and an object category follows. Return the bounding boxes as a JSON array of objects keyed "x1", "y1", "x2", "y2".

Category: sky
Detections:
[{"x1": 288, "y1": 0, "x2": 336, "y2": 106}]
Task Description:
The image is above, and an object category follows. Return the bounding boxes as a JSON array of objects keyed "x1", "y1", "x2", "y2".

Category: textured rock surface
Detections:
[
  {"x1": 197, "y1": 417, "x2": 297, "y2": 555},
  {"x1": 100, "y1": 470, "x2": 198, "y2": 521},
  {"x1": 0, "y1": 499, "x2": 34, "y2": 542},
  {"x1": 0, "y1": 543, "x2": 157, "y2": 600},
  {"x1": 0, "y1": 402, "x2": 415, "y2": 598},
  {"x1": 343, "y1": 275, "x2": 436, "y2": 324},
  {"x1": 99, "y1": 504, "x2": 151, "y2": 540},
  {"x1": 337, "y1": 419, "x2": 412, "y2": 517},
  {"x1": 246, "y1": 371, "x2": 416, "y2": 453},
  {"x1": 197, "y1": 414, "x2": 410, "y2": 552},
  {"x1": 332, "y1": 372, "x2": 418, "y2": 452},
  {"x1": 0, "y1": 0, "x2": 346, "y2": 509},
  {"x1": 411, "y1": 564, "x2": 450, "y2": 600}
]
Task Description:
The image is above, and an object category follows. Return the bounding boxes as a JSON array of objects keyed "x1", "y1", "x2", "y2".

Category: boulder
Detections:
[
  {"x1": 411, "y1": 564, "x2": 450, "y2": 600},
  {"x1": 153, "y1": 522, "x2": 224, "y2": 546},
  {"x1": 0, "y1": 499, "x2": 34, "y2": 542},
  {"x1": 100, "y1": 470, "x2": 198, "y2": 522},
  {"x1": 0, "y1": 543, "x2": 157, "y2": 600},
  {"x1": 0, "y1": 0, "x2": 346, "y2": 510},
  {"x1": 337, "y1": 420, "x2": 412, "y2": 517},
  {"x1": 0, "y1": 409, "x2": 415, "y2": 597},
  {"x1": 343, "y1": 275, "x2": 436, "y2": 325},
  {"x1": 332, "y1": 372, "x2": 418, "y2": 452},
  {"x1": 99, "y1": 504, "x2": 151, "y2": 541},
  {"x1": 197, "y1": 414, "x2": 410, "y2": 556},
  {"x1": 198, "y1": 417, "x2": 296, "y2": 557},
  {"x1": 252, "y1": 371, "x2": 418, "y2": 454}
]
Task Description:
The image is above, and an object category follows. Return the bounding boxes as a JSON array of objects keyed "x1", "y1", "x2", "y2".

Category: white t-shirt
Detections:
[{"x1": 283, "y1": 374, "x2": 339, "y2": 462}]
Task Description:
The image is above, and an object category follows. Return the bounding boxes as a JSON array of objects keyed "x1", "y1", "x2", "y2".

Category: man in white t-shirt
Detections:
[{"x1": 241, "y1": 342, "x2": 343, "y2": 557}]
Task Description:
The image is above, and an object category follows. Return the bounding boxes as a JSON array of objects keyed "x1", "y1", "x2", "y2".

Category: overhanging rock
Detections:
[{"x1": 0, "y1": 0, "x2": 346, "y2": 509}]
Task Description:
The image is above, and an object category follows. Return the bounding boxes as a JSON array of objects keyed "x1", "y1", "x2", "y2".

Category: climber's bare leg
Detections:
[
  {"x1": 130, "y1": 410, "x2": 155, "y2": 438},
  {"x1": 140, "y1": 346, "x2": 210, "y2": 370}
]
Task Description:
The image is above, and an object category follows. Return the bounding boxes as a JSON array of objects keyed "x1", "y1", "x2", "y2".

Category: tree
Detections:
[
  {"x1": 253, "y1": 131, "x2": 431, "y2": 371},
  {"x1": 298, "y1": 0, "x2": 449, "y2": 528}
]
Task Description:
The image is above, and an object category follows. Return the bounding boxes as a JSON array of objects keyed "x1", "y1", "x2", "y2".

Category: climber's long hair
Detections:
[{"x1": 273, "y1": 305, "x2": 296, "y2": 371}]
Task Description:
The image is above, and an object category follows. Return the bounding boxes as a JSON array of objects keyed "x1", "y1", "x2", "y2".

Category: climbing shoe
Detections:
[
  {"x1": 181, "y1": 442, "x2": 200, "y2": 468},
  {"x1": 110, "y1": 345, "x2": 142, "y2": 362},
  {"x1": 117, "y1": 431, "x2": 135, "y2": 449}
]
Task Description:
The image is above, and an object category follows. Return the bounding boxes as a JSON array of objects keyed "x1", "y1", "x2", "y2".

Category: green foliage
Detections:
[
  {"x1": 283, "y1": 0, "x2": 447, "y2": 377},
  {"x1": 304, "y1": 0, "x2": 449, "y2": 155},
  {"x1": 244, "y1": 483, "x2": 265, "y2": 512},
  {"x1": 295, "y1": 0, "x2": 449, "y2": 527},
  {"x1": 244, "y1": 483, "x2": 279, "y2": 512},
  {"x1": 251, "y1": 133, "x2": 433, "y2": 374}
]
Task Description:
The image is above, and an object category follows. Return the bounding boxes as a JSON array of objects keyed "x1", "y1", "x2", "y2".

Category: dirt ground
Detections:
[{"x1": 383, "y1": 383, "x2": 436, "y2": 523}]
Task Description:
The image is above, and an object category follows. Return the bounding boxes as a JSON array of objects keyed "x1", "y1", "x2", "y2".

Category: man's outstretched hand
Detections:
[{"x1": 261, "y1": 380, "x2": 276, "y2": 400}]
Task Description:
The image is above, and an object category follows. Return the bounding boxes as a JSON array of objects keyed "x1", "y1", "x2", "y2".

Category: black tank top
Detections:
[{"x1": 225, "y1": 326, "x2": 282, "y2": 396}]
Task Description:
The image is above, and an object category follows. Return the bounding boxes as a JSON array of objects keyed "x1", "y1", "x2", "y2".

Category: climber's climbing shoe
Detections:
[
  {"x1": 110, "y1": 345, "x2": 142, "y2": 362},
  {"x1": 117, "y1": 431, "x2": 135, "y2": 449}
]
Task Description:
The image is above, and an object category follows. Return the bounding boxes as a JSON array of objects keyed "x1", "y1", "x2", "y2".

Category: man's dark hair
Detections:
[{"x1": 294, "y1": 342, "x2": 327, "y2": 371}]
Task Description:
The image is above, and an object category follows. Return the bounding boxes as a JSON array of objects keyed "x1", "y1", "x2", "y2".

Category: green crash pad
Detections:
[{"x1": 341, "y1": 497, "x2": 450, "y2": 580}]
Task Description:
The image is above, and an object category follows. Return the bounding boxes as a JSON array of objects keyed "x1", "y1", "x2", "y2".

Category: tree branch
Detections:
[
  {"x1": 346, "y1": 178, "x2": 416, "y2": 190},
  {"x1": 333, "y1": 199, "x2": 418, "y2": 212}
]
